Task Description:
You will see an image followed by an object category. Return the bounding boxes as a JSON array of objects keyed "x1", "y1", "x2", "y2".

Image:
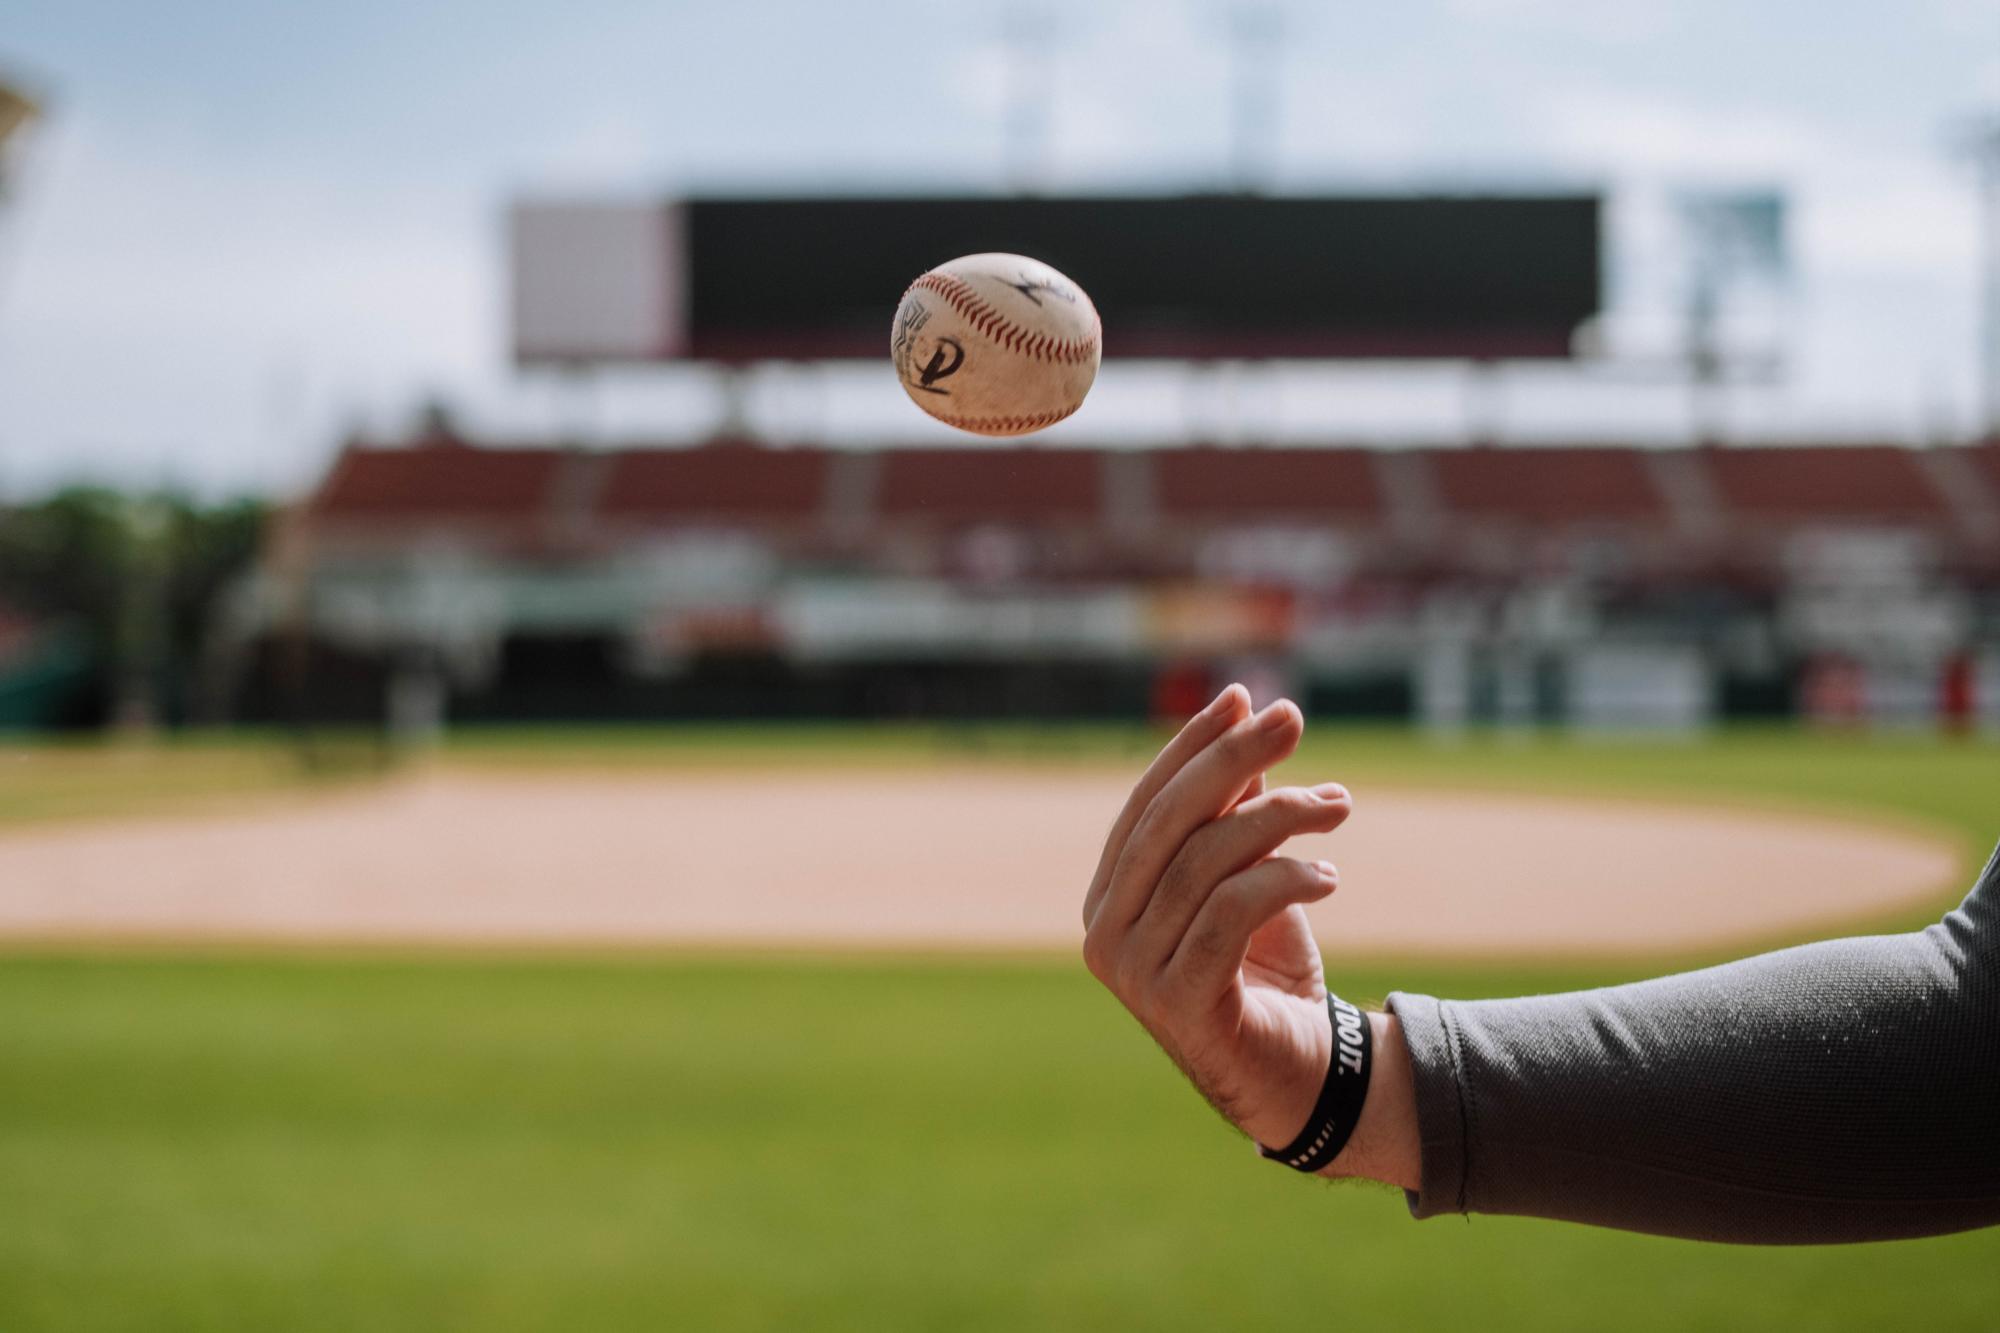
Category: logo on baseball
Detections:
[{"x1": 891, "y1": 253, "x2": 1101, "y2": 438}]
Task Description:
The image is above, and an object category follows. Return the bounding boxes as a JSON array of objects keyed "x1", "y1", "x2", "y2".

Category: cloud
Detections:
[
  {"x1": 3, "y1": 0, "x2": 1993, "y2": 493},
  {"x1": 515, "y1": 109, "x2": 666, "y2": 191},
  {"x1": 1538, "y1": 87, "x2": 1821, "y2": 179},
  {"x1": 1535, "y1": 86, "x2": 1976, "y2": 276},
  {"x1": 1977, "y1": 57, "x2": 2000, "y2": 101},
  {"x1": 0, "y1": 110, "x2": 492, "y2": 493},
  {"x1": 943, "y1": 0, "x2": 1251, "y2": 188},
  {"x1": 1444, "y1": 0, "x2": 1675, "y2": 43}
]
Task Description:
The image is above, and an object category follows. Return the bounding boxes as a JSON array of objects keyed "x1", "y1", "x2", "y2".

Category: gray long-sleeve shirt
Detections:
[{"x1": 1384, "y1": 840, "x2": 2000, "y2": 1244}]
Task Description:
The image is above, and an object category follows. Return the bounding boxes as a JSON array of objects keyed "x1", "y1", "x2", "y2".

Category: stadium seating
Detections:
[
  {"x1": 279, "y1": 430, "x2": 1999, "y2": 729},
  {"x1": 596, "y1": 441, "x2": 828, "y2": 524},
  {"x1": 872, "y1": 447, "x2": 1106, "y2": 525},
  {"x1": 1427, "y1": 446, "x2": 1668, "y2": 526},
  {"x1": 304, "y1": 433, "x2": 2000, "y2": 566},
  {"x1": 315, "y1": 438, "x2": 569, "y2": 524},
  {"x1": 1150, "y1": 446, "x2": 1383, "y2": 522},
  {"x1": 1696, "y1": 444, "x2": 1950, "y2": 526}
]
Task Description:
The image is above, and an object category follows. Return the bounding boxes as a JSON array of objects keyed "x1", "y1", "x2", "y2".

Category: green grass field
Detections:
[{"x1": 1, "y1": 725, "x2": 1996, "y2": 1331}]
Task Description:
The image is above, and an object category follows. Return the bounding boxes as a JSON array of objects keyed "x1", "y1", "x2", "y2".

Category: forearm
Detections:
[
  {"x1": 1369, "y1": 847, "x2": 2000, "y2": 1243},
  {"x1": 1093, "y1": 694, "x2": 1999, "y2": 1242}
]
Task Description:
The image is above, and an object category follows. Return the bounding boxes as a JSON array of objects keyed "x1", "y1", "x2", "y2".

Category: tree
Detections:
[{"x1": 0, "y1": 489, "x2": 268, "y2": 728}]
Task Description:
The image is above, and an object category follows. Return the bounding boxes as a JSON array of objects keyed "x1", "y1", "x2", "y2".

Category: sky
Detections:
[{"x1": 1, "y1": 0, "x2": 1998, "y2": 497}]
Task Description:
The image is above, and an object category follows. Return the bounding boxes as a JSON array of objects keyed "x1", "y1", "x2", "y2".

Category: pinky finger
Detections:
[{"x1": 1165, "y1": 857, "x2": 1336, "y2": 1001}]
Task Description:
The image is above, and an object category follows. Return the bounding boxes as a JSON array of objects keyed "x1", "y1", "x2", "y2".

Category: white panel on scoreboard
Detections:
[{"x1": 509, "y1": 201, "x2": 682, "y2": 364}]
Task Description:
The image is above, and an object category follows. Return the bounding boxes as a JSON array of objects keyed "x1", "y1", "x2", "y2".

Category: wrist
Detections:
[
  {"x1": 1319, "y1": 1010, "x2": 1420, "y2": 1190},
  {"x1": 1246, "y1": 996, "x2": 1335, "y2": 1152},
  {"x1": 1256, "y1": 993, "x2": 1373, "y2": 1172}
]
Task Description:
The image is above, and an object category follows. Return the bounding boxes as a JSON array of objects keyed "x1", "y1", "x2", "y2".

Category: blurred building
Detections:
[{"x1": 221, "y1": 425, "x2": 2000, "y2": 732}]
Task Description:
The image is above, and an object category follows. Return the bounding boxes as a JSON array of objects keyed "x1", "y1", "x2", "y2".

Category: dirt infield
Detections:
[{"x1": 0, "y1": 768, "x2": 1964, "y2": 956}]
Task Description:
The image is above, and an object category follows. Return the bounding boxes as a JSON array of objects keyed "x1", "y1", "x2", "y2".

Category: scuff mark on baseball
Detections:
[{"x1": 891, "y1": 252, "x2": 1102, "y2": 438}]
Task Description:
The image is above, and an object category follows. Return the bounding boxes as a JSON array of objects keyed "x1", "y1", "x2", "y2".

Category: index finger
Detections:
[
  {"x1": 1080, "y1": 684, "x2": 1250, "y2": 930},
  {"x1": 1093, "y1": 698, "x2": 1304, "y2": 936}
]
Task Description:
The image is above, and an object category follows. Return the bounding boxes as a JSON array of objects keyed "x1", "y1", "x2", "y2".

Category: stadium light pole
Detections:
[
  {"x1": 1226, "y1": 2, "x2": 1285, "y2": 193},
  {"x1": 1002, "y1": 4, "x2": 1055, "y2": 193},
  {"x1": 1211, "y1": 3, "x2": 1287, "y2": 444},
  {"x1": 1964, "y1": 116, "x2": 2000, "y2": 443}
]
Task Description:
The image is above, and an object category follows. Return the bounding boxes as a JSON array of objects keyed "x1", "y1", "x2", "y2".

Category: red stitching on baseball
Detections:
[
  {"x1": 906, "y1": 272, "x2": 1099, "y2": 365},
  {"x1": 926, "y1": 403, "x2": 1081, "y2": 436}
]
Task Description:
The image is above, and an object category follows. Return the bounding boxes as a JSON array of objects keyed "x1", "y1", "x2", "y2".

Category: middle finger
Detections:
[
  {"x1": 1094, "y1": 698, "x2": 1304, "y2": 934},
  {"x1": 1125, "y1": 780, "x2": 1351, "y2": 970}
]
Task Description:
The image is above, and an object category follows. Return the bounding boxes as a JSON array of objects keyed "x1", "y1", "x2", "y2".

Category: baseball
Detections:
[{"x1": 890, "y1": 252, "x2": 1102, "y2": 437}]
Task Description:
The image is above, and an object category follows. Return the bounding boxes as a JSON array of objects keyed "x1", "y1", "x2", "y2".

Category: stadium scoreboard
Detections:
[{"x1": 511, "y1": 194, "x2": 1601, "y2": 366}]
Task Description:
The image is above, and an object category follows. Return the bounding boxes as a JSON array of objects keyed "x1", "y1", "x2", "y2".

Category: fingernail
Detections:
[
  {"x1": 1313, "y1": 782, "x2": 1348, "y2": 802},
  {"x1": 1313, "y1": 860, "x2": 1339, "y2": 885},
  {"x1": 1255, "y1": 704, "x2": 1288, "y2": 732}
]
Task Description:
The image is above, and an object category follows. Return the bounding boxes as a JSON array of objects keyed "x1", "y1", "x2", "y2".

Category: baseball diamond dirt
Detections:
[{"x1": 0, "y1": 769, "x2": 1960, "y2": 954}]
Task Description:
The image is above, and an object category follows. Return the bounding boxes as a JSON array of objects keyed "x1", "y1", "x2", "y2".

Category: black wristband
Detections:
[{"x1": 1258, "y1": 993, "x2": 1373, "y2": 1173}]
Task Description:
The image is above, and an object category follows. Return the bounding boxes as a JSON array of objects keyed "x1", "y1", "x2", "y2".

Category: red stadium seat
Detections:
[
  {"x1": 598, "y1": 443, "x2": 828, "y2": 522},
  {"x1": 313, "y1": 439, "x2": 566, "y2": 521},
  {"x1": 874, "y1": 448, "x2": 1105, "y2": 525},
  {"x1": 1698, "y1": 445, "x2": 1948, "y2": 524},
  {"x1": 1428, "y1": 446, "x2": 1666, "y2": 525},
  {"x1": 1152, "y1": 447, "x2": 1382, "y2": 521}
]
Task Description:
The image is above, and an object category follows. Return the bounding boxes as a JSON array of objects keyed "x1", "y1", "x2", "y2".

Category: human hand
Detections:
[{"x1": 1080, "y1": 685, "x2": 1355, "y2": 1155}]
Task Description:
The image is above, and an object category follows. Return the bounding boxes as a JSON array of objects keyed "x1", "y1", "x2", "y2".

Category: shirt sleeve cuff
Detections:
[{"x1": 1385, "y1": 990, "x2": 1470, "y2": 1220}]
